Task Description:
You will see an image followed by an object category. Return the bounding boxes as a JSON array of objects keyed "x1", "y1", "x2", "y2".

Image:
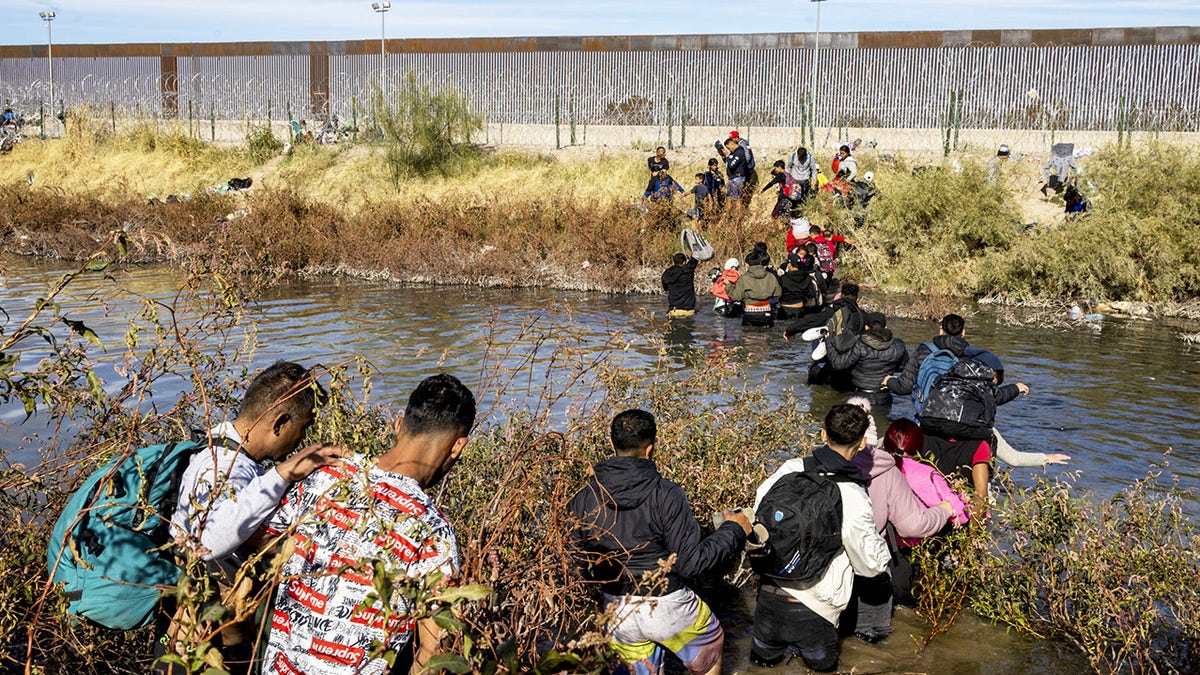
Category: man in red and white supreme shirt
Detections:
[{"x1": 262, "y1": 374, "x2": 476, "y2": 675}]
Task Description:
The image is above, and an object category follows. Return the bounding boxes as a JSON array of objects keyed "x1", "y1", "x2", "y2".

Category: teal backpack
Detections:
[{"x1": 47, "y1": 439, "x2": 201, "y2": 629}]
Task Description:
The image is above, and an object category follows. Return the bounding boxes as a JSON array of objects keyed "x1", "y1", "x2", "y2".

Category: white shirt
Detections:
[
  {"x1": 754, "y1": 456, "x2": 890, "y2": 625},
  {"x1": 170, "y1": 421, "x2": 290, "y2": 560}
]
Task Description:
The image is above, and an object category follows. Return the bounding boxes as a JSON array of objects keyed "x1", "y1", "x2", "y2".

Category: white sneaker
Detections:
[
  {"x1": 811, "y1": 340, "x2": 828, "y2": 362},
  {"x1": 801, "y1": 326, "x2": 826, "y2": 341}
]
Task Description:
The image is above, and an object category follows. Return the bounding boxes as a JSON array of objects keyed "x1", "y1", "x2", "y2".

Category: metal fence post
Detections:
[
  {"x1": 680, "y1": 97, "x2": 686, "y2": 148},
  {"x1": 555, "y1": 94, "x2": 561, "y2": 150},
  {"x1": 569, "y1": 96, "x2": 576, "y2": 146},
  {"x1": 667, "y1": 97, "x2": 673, "y2": 150}
]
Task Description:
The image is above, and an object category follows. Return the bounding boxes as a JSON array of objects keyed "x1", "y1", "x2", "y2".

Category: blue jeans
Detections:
[{"x1": 750, "y1": 584, "x2": 838, "y2": 672}]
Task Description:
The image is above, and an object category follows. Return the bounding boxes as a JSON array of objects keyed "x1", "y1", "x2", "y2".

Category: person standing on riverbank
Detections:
[
  {"x1": 163, "y1": 361, "x2": 346, "y2": 674},
  {"x1": 750, "y1": 404, "x2": 890, "y2": 671},
  {"x1": 662, "y1": 253, "x2": 699, "y2": 317},
  {"x1": 723, "y1": 137, "x2": 751, "y2": 210},
  {"x1": 260, "y1": 374, "x2": 476, "y2": 675},
  {"x1": 568, "y1": 409, "x2": 751, "y2": 675},
  {"x1": 703, "y1": 158, "x2": 727, "y2": 212}
]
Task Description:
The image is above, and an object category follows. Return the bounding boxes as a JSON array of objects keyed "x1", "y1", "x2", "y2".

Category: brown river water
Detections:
[{"x1": 3, "y1": 255, "x2": 1197, "y2": 673}]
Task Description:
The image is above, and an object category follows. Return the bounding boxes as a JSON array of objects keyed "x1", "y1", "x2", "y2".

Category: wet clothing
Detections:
[
  {"x1": 885, "y1": 334, "x2": 970, "y2": 397},
  {"x1": 777, "y1": 268, "x2": 823, "y2": 309},
  {"x1": 751, "y1": 586, "x2": 838, "y2": 671},
  {"x1": 710, "y1": 268, "x2": 740, "y2": 302},
  {"x1": 661, "y1": 258, "x2": 699, "y2": 312},
  {"x1": 825, "y1": 328, "x2": 909, "y2": 406},
  {"x1": 782, "y1": 296, "x2": 865, "y2": 342},
  {"x1": 752, "y1": 447, "x2": 889, "y2": 671},
  {"x1": 604, "y1": 587, "x2": 724, "y2": 675},
  {"x1": 727, "y1": 264, "x2": 782, "y2": 305},
  {"x1": 920, "y1": 358, "x2": 1020, "y2": 441},
  {"x1": 568, "y1": 456, "x2": 746, "y2": 597}
]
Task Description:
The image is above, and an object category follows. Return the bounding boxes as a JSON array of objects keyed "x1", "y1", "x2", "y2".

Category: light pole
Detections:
[
  {"x1": 371, "y1": 2, "x2": 391, "y2": 101},
  {"x1": 810, "y1": 0, "x2": 826, "y2": 145},
  {"x1": 39, "y1": 10, "x2": 55, "y2": 134}
]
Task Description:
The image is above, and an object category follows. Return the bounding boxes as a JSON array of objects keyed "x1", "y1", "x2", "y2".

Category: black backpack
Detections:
[{"x1": 750, "y1": 457, "x2": 844, "y2": 584}]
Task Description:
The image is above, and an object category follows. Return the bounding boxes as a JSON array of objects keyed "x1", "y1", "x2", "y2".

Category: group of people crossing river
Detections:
[
  {"x1": 643, "y1": 132, "x2": 1076, "y2": 671},
  {"x1": 51, "y1": 128, "x2": 1076, "y2": 674}
]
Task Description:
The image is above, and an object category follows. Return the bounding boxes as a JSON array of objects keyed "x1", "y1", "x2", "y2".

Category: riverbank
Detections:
[{"x1": 2, "y1": 118, "x2": 1199, "y2": 308}]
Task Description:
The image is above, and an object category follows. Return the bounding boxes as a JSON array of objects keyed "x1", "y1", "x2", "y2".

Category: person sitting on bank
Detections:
[
  {"x1": 662, "y1": 253, "x2": 699, "y2": 318},
  {"x1": 644, "y1": 170, "x2": 685, "y2": 202},
  {"x1": 1064, "y1": 185, "x2": 1090, "y2": 221}
]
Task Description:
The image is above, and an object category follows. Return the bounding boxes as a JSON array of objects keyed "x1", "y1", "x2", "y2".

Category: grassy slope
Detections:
[{"x1": 2, "y1": 119, "x2": 1199, "y2": 302}]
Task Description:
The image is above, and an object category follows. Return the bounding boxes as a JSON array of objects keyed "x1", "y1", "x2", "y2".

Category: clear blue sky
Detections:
[{"x1": 2, "y1": 0, "x2": 1197, "y2": 45}]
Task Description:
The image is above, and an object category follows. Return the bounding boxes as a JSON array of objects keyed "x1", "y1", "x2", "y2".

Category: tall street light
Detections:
[
  {"x1": 39, "y1": 10, "x2": 55, "y2": 134},
  {"x1": 371, "y1": 2, "x2": 391, "y2": 100},
  {"x1": 810, "y1": 0, "x2": 827, "y2": 145}
]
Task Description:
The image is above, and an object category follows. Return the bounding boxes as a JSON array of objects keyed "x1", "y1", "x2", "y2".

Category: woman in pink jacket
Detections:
[
  {"x1": 846, "y1": 398, "x2": 954, "y2": 643},
  {"x1": 883, "y1": 418, "x2": 971, "y2": 546}
]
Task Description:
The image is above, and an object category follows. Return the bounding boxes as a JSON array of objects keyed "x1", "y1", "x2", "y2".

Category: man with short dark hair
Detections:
[
  {"x1": 750, "y1": 404, "x2": 889, "y2": 671},
  {"x1": 662, "y1": 252, "x2": 699, "y2": 317},
  {"x1": 261, "y1": 373, "x2": 476, "y2": 675},
  {"x1": 165, "y1": 361, "x2": 346, "y2": 674},
  {"x1": 648, "y1": 145, "x2": 670, "y2": 175},
  {"x1": 883, "y1": 313, "x2": 968, "y2": 396},
  {"x1": 569, "y1": 409, "x2": 750, "y2": 675}
]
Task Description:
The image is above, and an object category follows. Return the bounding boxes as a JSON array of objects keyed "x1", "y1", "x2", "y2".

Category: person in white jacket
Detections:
[
  {"x1": 750, "y1": 403, "x2": 890, "y2": 671},
  {"x1": 164, "y1": 361, "x2": 345, "y2": 674}
]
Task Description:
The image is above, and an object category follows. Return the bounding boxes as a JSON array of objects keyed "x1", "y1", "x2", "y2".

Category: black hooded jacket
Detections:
[
  {"x1": 567, "y1": 456, "x2": 746, "y2": 596},
  {"x1": 825, "y1": 328, "x2": 909, "y2": 403},
  {"x1": 661, "y1": 258, "x2": 698, "y2": 311},
  {"x1": 886, "y1": 334, "x2": 970, "y2": 396}
]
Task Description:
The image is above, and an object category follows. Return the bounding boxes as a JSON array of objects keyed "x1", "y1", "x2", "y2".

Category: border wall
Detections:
[{"x1": 2, "y1": 27, "x2": 1198, "y2": 142}]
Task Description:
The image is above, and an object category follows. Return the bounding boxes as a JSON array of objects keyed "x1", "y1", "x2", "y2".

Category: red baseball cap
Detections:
[{"x1": 729, "y1": 130, "x2": 740, "y2": 138}]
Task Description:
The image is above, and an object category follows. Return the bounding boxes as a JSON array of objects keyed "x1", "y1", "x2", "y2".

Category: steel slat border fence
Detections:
[{"x1": 1, "y1": 29, "x2": 1197, "y2": 134}]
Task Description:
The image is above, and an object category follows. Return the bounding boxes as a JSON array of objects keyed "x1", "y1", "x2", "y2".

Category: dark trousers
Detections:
[{"x1": 750, "y1": 585, "x2": 838, "y2": 672}]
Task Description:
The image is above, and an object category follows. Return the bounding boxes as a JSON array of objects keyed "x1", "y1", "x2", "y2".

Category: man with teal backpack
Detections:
[
  {"x1": 47, "y1": 361, "x2": 345, "y2": 674},
  {"x1": 882, "y1": 314, "x2": 970, "y2": 417}
]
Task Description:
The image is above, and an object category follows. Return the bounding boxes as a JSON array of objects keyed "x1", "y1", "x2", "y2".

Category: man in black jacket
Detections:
[
  {"x1": 568, "y1": 409, "x2": 750, "y2": 675},
  {"x1": 825, "y1": 312, "x2": 908, "y2": 406},
  {"x1": 662, "y1": 253, "x2": 699, "y2": 317}
]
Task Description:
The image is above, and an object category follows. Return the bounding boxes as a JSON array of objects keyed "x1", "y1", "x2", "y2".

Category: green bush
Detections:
[
  {"x1": 243, "y1": 124, "x2": 283, "y2": 164},
  {"x1": 372, "y1": 71, "x2": 484, "y2": 184}
]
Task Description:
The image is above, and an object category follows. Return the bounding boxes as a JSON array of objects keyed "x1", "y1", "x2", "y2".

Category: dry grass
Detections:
[{"x1": 5, "y1": 121, "x2": 1200, "y2": 302}]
